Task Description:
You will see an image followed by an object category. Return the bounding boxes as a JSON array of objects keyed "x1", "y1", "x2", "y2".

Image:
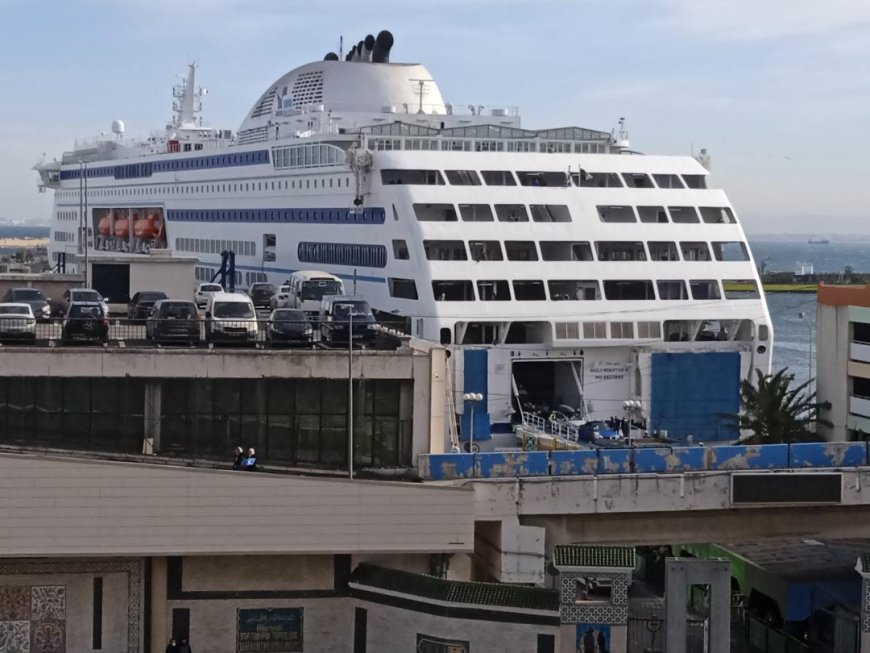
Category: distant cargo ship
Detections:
[{"x1": 808, "y1": 237, "x2": 830, "y2": 244}]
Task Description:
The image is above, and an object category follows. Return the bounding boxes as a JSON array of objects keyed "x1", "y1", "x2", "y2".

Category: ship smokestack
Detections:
[
  {"x1": 324, "y1": 52, "x2": 339, "y2": 61},
  {"x1": 372, "y1": 30, "x2": 394, "y2": 63},
  {"x1": 355, "y1": 41, "x2": 364, "y2": 61},
  {"x1": 346, "y1": 45, "x2": 356, "y2": 61},
  {"x1": 362, "y1": 34, "x2": 375, "y2": 62}
]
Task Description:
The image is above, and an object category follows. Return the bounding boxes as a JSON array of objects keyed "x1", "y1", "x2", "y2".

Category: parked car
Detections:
[
  {"x1": 1, "y1": 287, "x2": 51, "y2": 321},
  {"x1": 0, "y1": 303, "x2": 36, "y2": 341},
  {"x1": 267, "y1": 308, "x2": 313, "y2": 346},
  {"x1": 146, "y1": 300, "x2": 201, "y2": 344},
  {"x1": 247, "y1": 282, "x2": 277, "y2": 309},
  {"x1": 127, "y1": 291, "x2": 169, "y2": 323},
  {"x1": 269, "y1": 284, "x2": 292, "y2": 310},
  {"x1": 576, "y1": 421, "x2": 621, "y2": 441},
  {"x1": 318, "y1": 295, "x2": 377, "y2": 346},
  {"x1": 57, "y1": 288, "x2": 108, "y2": 317},
  {"x1": 194, "y1": 282, "x2": 224, "y2": 309},
  {"x1": 61, "y1": 302, "x2": 109, "y2": 345},
  {"x1": 205, "y1": 292, "x2": 258, "y2": 344}
]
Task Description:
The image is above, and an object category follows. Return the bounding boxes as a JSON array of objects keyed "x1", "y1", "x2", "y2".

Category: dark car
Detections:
[
  {"x1": 267, "y1": 308, "x2": 313, "y2": 346},
  {"x1": 61, "y1": 302, "x2": 109, "y2": 345},
  {"x1": 57, "y1": 287, "x2": 108, "y2": 317},
  {"x1": 1, "y1": 287, "x2": 51, "y2": 321},
  {"x1": 318, "y1": 296, "x2": 377, "y2": 346},
  {"x1": 127, "y1": 291, "x2": 169, "y2": 323},
  {"x1": 146, "y1": 300, "x2": 201, "y2": 344},
  {"x1": 247, "y1": 282, "x2": 277, "y2": 309}
]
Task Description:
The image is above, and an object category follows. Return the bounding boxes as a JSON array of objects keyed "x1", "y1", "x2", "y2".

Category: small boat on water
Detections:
[{"x1": 808, "y1": 237, "x2": 830, "y2": 244}]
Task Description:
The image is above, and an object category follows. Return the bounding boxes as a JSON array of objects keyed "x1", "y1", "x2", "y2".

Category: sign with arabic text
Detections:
[{"x1": 237, "y1": 608, "x2": 303, "y2": 653}]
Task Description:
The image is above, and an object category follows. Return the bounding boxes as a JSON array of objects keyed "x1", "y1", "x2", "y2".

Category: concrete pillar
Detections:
[
  {"x1": 665, "y1": 558, "x2": 730, "y2": 653},
  {"x1": 474, "y1": 517, "x2": 545, "y2": 584},
  {"x1": 150, "y1": 557, "x2": 168, "y2": 653},
  {"x1": 144, "y1": 381, "x2": 161, "y2": 454}
]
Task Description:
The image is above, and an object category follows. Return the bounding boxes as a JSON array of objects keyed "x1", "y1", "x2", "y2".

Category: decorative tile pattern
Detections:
[
  {"x1": 558, "y1": 571, "x2": 632, "y2": 625},
  {"x1": 0, "y1": 620, "x2": 31, "y2": 653},
  {"x1": 0, "y1": 587, "x2": 31, "y2": 620},
  {"x1": 0, "y1": 559, "x2": 142, "y2": 653},
  {"x1": 863, "y1": 579, "x2": 870, "y2": 633},
  {"x1": 30, "y1": 620, "x2": 64, "y2": 653},
  {"x1": 31, "y1": 587, "x2": 65, "y2": 622},
  {"x1": 560, "y1": 603, "x2": 628, "y2": 625}
]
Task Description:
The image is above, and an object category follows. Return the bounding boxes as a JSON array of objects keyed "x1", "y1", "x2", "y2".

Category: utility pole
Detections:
[{"x1": 348, "y1": 310, "x2": 354, "y2": 480}]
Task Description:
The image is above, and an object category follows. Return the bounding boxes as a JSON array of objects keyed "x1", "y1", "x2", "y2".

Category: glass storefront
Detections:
[{"x1": 0, "y1": 377, "x2": 412, "y2": 469}]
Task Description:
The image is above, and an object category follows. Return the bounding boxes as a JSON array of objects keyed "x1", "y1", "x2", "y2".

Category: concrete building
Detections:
[{"x1": 817, "y1": 284, "x2": 870, "y2": 441}]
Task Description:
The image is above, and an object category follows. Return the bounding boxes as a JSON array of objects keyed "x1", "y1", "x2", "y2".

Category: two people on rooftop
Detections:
[{"x1": 232, "y1": 446, "x2": 257, "y2": 471}]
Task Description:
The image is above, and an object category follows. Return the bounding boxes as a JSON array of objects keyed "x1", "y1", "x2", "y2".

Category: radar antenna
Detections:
[
  {"x1": 409, "y1": 78, "x2": 433, "y2": 114},
  {"x1": 172, "y1": 62, "x2": 207, "y2": 129}
]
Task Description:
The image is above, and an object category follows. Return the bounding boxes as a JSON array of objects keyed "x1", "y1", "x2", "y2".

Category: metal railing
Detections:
[{"x1": 0, "y1": 318, "x2": 403, "y2": 351}]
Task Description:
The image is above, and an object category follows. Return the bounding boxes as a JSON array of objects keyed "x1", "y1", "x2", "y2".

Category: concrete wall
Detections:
[
  {"x1": 0, "y1": 272, "x2": 83, "y2": 310},
  {"x1": 817, "y1": 303, "x2": 852, "y2": 440},
  {"x1": 0, "y1": 454, "x2": 474, "y2": 557},
  {"x1": 358, "y1": 598, "x2": 558, "y2": 653}
]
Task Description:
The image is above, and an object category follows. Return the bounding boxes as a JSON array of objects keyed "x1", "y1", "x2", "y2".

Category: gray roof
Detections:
[{"x1": 350, "y1": 564, "x2": 559, "y2": 611}]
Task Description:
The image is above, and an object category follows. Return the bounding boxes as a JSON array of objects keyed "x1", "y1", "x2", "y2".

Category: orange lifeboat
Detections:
[
  {"x1": 134, "y1": 214, "x2": 158, "y2": 239},
  {"x1": 114, "y1": 218, "x2": 130, "y2": 238},
  {"x1": 98, "y1": 214, "x2": 112, "y2": 236}
]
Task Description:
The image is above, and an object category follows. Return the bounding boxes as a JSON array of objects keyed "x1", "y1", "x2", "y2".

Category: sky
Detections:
[{"x1": 1, "y1": 0, "x2": 868, "y2": 234}]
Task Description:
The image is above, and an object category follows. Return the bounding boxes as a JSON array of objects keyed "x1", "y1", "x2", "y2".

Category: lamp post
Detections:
[
  {"x1": 348, "y1": 310, "x2": 354, "y2": 479},
  {"x1": 798, "y1": 311, "x2": 814, "y2": 393},
  {"x1": 462, "y1": 392, "x2": 483, "y2": 453}
]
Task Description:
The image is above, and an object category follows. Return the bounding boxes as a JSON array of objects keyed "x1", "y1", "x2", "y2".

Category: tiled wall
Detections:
[{"x1": 419, "y1": 442, "x2": 870, "y2": 480}]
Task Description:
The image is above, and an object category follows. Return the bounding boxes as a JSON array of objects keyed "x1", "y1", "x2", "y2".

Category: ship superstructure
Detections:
[{"x1": 35, "y1": 31, "x2": 773, "y2": 442}]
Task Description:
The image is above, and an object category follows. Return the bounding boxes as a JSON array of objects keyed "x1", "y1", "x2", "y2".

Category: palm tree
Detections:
[{"x1": 726, "y1": 368, "x2": 831, "y2": 444}]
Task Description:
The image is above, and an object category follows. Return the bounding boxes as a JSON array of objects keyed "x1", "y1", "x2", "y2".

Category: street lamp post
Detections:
[
  {"x1": 798, "y1": 311, "x2": 814, "y2": 393},
  {"x1": 462, "y1": 392, "x2": 483, "y2": 453},
  {"x1": 348, "y1": 311, "x2": 354, "y2": 479}
]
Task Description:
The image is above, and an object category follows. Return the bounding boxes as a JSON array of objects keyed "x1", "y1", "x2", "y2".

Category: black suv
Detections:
[
  {"x1": 127, "y1": 291, "x2": 169, "y2": 323},
  {"x1": 247, "y1": 283, "x2": 277, "y2": 309},
  {"x1": 62, "y1": 302, "x2": 109, "y2": 345},
  {"x1": 146, "y1": 300, "x2": 201, "y2": 344}
]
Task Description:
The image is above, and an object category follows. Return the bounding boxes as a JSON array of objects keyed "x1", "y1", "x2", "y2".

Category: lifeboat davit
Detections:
[
  {"x1": 98, "y1": 215, "x2": 112, "y2": 236},
  {"x1": 134, "y1": 214, "x2": 158, "y2": 239},
  {"x1": 114, "y1": 218, "x2": 130, "y2": 238}
]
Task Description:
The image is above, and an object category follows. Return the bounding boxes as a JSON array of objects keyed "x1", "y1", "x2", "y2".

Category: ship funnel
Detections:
[
  {"x1": 324, "y1": 52, "x2": 339, "y2": 61},
  {"x1": 346, "y1": 45, "x2": 356, "y2": 61},
  {"x1": 372, "y1": 30, "x2": 394, "y2": 63},
  {"x1": 362, "y1": 34, "x2": 375, "y2": 62},
  {"x1": 355, "y1": 41, "x2": 364, "y2": 61}
]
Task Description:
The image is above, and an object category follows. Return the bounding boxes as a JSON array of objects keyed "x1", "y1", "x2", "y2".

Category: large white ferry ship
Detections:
[{"x1": 35, "y1": 31, "x2": 772, "y2": 443}]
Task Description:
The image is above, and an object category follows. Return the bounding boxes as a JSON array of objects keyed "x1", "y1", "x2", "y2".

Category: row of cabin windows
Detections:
[
  {"x1": 599, "y1": 205, "x2": 735, "y2": 224},
  {"x1": 382, "y1": 169, "x2": 708, "y2": 189},
  {"x1": 59, "y1": 150, "x2": 269, "y2": 181},
  {"x1": 388, "y1": 278, "x2": 759, "y2": 302},
  {"x1": 370, "y1": 138, "x2": 608, "y2": 155},
  {"x1": 448, "y1": 318, "x2": 766, "y2": 345},
  {"x1": 413, "y1": 239, "x2": 750, "y2": 263},
  {"x1": 297, "y1": 242, "x2": 388, "y2": 268},
  {"x1": 176, "y1": 237, "x2": 257, "y2": 257},
  {"x1": 53, "y1": 231, "x2": 75, "y2": 242},
  {"x1": 54, "y1": 176, "x2": 352, "y2": 200},
  {"x1": 56, "y1": 210, "x2": 77, "y2": 222},
  {"x1": 411, "y1": 202, "x2": 735, "y2": 225}
]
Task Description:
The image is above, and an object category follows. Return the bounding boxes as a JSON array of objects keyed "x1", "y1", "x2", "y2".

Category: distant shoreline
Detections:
[{"x1": 0, "y1": 237, "x2": 48, "y2": 248}]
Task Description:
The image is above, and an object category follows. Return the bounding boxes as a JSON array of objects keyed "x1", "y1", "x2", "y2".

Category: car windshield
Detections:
[
  {"x1": 200, "y1": 284, "x2": 222, "y2": 292},
  {"x1": 252, "y1": 284, "x2": 276, "y2": 294},
  {"x1": 14, "y1": 290, "x2": 43, "y2": 300},
  {"x1": 0, "y1": 306, "x2": 29, "y2": 315},
  {"x1": 160, "y1": 303, "x2": 195, "y2": 318},
  {"x1": 137, "y1": 292, "x2": 167, "y2": 302},
  {"x1": 70, "y1": 305, "x2": 103, "y2": 318},
  {"x1": 301, "y1": 280, "x2": 342, "y2": 301},
  {"x1": 279, "y1": 286, "x2": 290, "y2": 293},
  {"x1": 333, "y1": 301, "x2": 370, "y2": 318},
  {"x1": 274, "y1": 309, "x2": 306, "y2": 321},
  {"x1": 214, "y1": 302, "x2": 254, "y2": 318},
  {"x1": 72, "y1": 290, "x2": 101, "y2": 302}
]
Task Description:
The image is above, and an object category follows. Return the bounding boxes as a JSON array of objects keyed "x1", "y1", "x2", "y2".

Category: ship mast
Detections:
[{"x1": 172, "y1": 62, "x2": 205, "y2": 129}]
